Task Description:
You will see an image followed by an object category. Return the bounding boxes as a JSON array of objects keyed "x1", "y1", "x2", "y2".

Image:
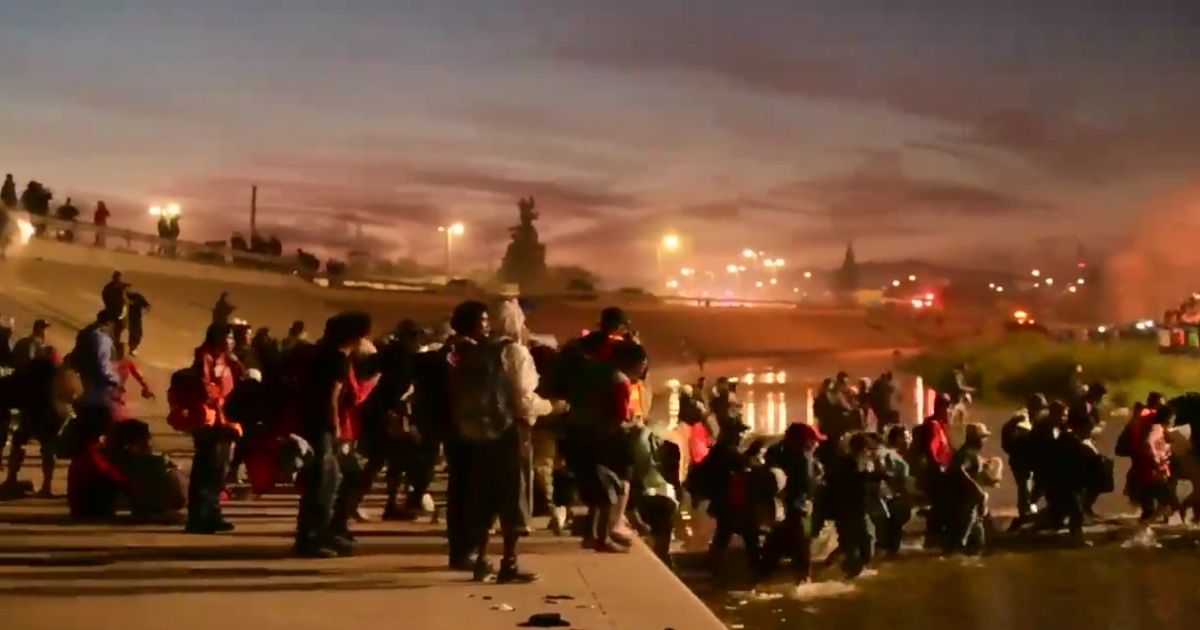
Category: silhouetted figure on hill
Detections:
[
  {"x1": 93, "y1": 201, "x2": 111, "y2": 247},
  {"x1": 1, "y1": 174, "x2": 17, "y2": 209},
  {"x1": 55, "y1": 198, "x2": 80, "y2": 242},
  {"x1": 212, "y1": 292, "x2": 236, "y2": 328}
]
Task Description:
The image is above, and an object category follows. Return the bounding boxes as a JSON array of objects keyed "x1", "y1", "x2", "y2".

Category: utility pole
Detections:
[{"x1": 250, "y1": 185, "x2": 258, "y2": 238}]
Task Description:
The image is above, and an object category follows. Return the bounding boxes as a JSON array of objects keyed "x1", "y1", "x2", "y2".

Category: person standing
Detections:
[
  {"x1": 101, "y1": 272, "x2": 129, "y2": 343},
  {"x1": 0, "y1": 174, "x2": 16, "y2": 210},
  {"x1": 868, "y1": 372, "x2": 900, "y2": 430},
  {"x1": 440, "y1": 301, "x2": 487, "y2": 570},
  {"x1": 762, "y1": 422, "x2": 825, "y2": 584},
  {"x1": 212, "y1": 292, "x2": 236, "y2": 328},
  {"x1": 70, "y1": 309, "x2": 122, "y2": 451},
  {"x1": 1002, "y1": 394, "x2": 1045, "y2": 530},
  {"x1": 293, "y1": 313, "x2": 372, "y2": 558},
  {"x1": 93, "y1": 201, "x2": 111, "y2": 248},
  {"x1": 451, "y1": 299, "x2": 565, "y2": 583},
  {"x1": 281, "y1": 320, "x2": 307, "y2": 355},
  {"x1": 11, "y1": 319, "x2": 52, "y2": 373},
  {"x1": 126, "y1": 292, "x2": 150, "y2": 357},
  {"x1": 173, "y1": 325, "x2": 241, "y2": 534}
]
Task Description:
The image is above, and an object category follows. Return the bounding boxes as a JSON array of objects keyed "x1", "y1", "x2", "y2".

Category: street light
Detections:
[
  {"x1": 892, "y1": 279, "x2": 901, "y2": 287},
  {"x1": 726, "y1": 264, "x2": 739, "y2": 274},
  {"x1": 148, "y1": 205, "x2": 162, "y2": 217},
  {"x1": 657, "y1": 233, "x2": 681, "y2": 275},
  {"x1": 680, "y1": 267, "x2": 695, "y2": 277},
  {"x1": 1045, "y1": 278, "x2": 1055, "y2": 286},
  {"x1": 908, "y1": 274, "x2": 917, "y2": 282},
  {"x1": 438, "y1": 222, "x2": 466, "y2": 277},
  {"x1": 803, "y1": 271, "x2": 813, "y2": 279},
  {"x1": 166, "y1": 203, "x2": 181, "y2": 218},
  {"x1": 742, "y1": 248, "x2": 757, "y2": 259},
  {"x1": 1031, "y1": 269, "x2": 1041, "y2": 278}
]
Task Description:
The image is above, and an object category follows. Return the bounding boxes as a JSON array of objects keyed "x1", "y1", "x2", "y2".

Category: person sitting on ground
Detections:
[{"x1": 106, "y1": 419, "x2": 186, "y2": 523}]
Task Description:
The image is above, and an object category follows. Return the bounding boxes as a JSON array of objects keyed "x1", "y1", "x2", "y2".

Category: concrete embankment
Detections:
[{"x1": 1, "y1": 238, "x2": 917, "y2": 372}]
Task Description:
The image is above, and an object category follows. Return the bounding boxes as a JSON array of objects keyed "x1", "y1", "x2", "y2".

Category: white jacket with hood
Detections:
[{"x1": 493, "y1": 299, "x2": 553, "y2": 423}]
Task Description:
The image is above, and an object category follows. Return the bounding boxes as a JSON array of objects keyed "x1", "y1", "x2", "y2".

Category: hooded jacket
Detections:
[{"x1": 493, "y1": 299, "x2": 553, "y2": 422}]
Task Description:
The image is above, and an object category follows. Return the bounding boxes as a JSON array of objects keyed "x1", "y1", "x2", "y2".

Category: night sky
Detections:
[{"x1": 2, "y1": 1, "x2": 1198, "y2": 282}]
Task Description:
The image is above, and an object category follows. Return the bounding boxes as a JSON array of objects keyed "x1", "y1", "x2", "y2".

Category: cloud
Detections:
[
  {"x1": 795, "y1": 151, "x2": 1054, "y2": 218},
  {"x1": 412, "y1": 168, "x2": 638, "y2": 217},
  {"x1": 547, "y1": 3, "x2": 1200, "y2": 182}
]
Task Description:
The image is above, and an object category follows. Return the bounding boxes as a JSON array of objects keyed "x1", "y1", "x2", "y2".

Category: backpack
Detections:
[
  {"x1": 449, "y1": 340, "x2": 514, "y2": 442},
  {"x1": 166, "y1": 367, "x2": 205, "y2": 432},
  {"x1": 1114, "y1": 420, "x2": 1134, "y2": 458}
]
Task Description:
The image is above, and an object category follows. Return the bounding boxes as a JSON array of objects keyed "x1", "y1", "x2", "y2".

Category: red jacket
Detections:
[{"x1": 168, "y1": 345, "x2": 241, "y2": 435}]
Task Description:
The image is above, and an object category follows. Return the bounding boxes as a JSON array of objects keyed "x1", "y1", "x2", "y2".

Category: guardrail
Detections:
[{"x1": 16, "y1": 213, "x2": 836, "y2": 306}]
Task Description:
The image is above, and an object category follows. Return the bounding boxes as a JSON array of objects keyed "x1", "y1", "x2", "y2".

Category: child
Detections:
[{"x1": 114, "y1": 342, "x2": 154, "y2": 421}]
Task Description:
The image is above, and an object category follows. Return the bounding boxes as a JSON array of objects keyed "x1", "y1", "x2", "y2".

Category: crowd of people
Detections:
[{"x1": 4, "y1": 276, "x2": 1200, "y2": 591}]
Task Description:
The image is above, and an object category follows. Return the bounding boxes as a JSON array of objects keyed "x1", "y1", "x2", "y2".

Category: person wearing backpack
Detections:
[
  {"x1": 451, "y1": 298, "x2": 567, "y2": 583},
  {"x1": 1002, "y1": 394, "x2": 1046, "y2": 530},
  {"x1": 179, "y1": 324, "x2": 241, "y2": 534}
]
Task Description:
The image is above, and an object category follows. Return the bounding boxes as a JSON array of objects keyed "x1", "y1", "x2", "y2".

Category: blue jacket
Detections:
[{"x1": 74, "y1": 324, "x2": 119, "y2": 408}]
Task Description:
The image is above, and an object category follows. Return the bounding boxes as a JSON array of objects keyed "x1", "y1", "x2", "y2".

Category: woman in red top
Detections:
[
  {"x1": 184, "y1": 324, "x2": 241, "y2": 534},
  {"x1": 1126, "y1": 402, "x2": 1177, "y2": 522}
]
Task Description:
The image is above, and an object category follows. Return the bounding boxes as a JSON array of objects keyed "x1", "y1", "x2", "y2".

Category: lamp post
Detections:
[{"x1": 438, "y1": 222, "x2": 465, "y2": 277}]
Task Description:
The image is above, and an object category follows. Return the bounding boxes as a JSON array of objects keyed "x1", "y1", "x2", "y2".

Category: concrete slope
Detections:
[{"x1": 1, "y1": 239, "x2": 915, "y2": 374}]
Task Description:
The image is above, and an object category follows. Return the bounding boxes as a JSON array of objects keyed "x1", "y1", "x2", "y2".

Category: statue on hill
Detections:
[{"x1": 499, "y1": 196, "x2": 547, "y2": 290}]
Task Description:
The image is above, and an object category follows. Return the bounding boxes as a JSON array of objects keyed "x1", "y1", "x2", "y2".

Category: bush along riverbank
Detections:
[{"x1": 902, "y1": 333, "x2": 1200, "y2": 406}]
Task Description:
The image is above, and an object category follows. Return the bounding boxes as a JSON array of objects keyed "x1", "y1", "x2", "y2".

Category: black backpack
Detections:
[{"x1": 450, "y1": 340, "x2": 514, "y2": 442}]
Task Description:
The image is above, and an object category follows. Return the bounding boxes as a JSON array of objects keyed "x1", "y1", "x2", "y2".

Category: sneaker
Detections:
[
  {"x1": 593, "y1": 539, "x2": 630, "y2": 554},
  {"x1": 294, "y1": 545, "x2": 339, "y2": 559},
  {"x1": 328, "y1": 537, "x2": 355, "y2": 557},
  {"x1": 449, "y1": 556, "x2": 476, "y2": 572},
  {"x1": 497, "y1": 561, "x2": 540, "y2": 585},
  {"x1": 472, "y1": 559, "x2": 498, "y2": 582}
]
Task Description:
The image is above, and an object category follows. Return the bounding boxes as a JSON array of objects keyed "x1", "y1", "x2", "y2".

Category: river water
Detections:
[{"x1": 649, "y1": 355, "x2": 1200, "y2": 630}]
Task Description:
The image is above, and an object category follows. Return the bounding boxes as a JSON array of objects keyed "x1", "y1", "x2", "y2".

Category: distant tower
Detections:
[{"x1": 836, "y1": 241, "x2": 860, "y2": 298}]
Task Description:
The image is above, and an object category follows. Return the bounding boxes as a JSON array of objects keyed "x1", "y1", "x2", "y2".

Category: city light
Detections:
[
  {"x1": 908, "y1": 274, "x2": 917, "y2": 282},
  {"x1": 1045, "y1": 278, "x2": 1054, "y2": 286},
  {"x1": 1031, "y1": 269, "x2": 1041, "y2": 277},
  {"x1": 15, "y1": 217, "x2": 34, "y2": 244},
  {"x1": 772, "y1": 258, "x2": 785, "y2": 267},
  {"x1": 438, "y1": 222, "x2": 467, "y2": 276},
  {"x1": 665, "y1": 279, "x2": 679, "y2": 289},
  {"x1": 1076, "y1": 278, "x2": 1085, "y2": 285},
  {"x1": 166, "y1": 203, "x2": 182, "y2": 218},
  {"x1": 148, "y1": 205, "x2": 162, "y2": 217},
  {"x1": 1068, "y1": 285, "x2": 1078, "y2": 294},
  {"x1": 742, "y1": 248, "x2": 756, "y2": 259},
  {"x1": 891, "y1": 279, "x2": 901, "y2": 287},
  {"x1": 755, "y1": 280, "x2": 764, "y2": 288},
  {"x1": 661, "y1": 233, "x2": 681, "y2": 252},
  {"x1": 803, "y1": 271, "x2": 813, "y2": 279},
  {"x1": 680, "y1": 267, "x2": 695, "y2": 277},
  {"x1": 769, "y1": 277, "x2": 778, "y2": 285},
  {"x1": 988, "y1": 282, "x2": 996, "y2": 289},
  {"x1": 726, "y1": 264, "x2": 739, "y2": 274},
  {"x1": 996, "y1": 286, "x2": 1005, "y2": 293}
]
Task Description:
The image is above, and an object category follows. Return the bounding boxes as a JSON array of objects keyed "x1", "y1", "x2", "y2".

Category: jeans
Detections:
[
  {"x1": 877, "y1": 500, "x2": 911, "y2": 554},
  {"x1": 295, "y1": 432, "x2": 341, "y2": 549},
  {"x1": 187, "y1": 427, "x2": 232, "y2": 527}
]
